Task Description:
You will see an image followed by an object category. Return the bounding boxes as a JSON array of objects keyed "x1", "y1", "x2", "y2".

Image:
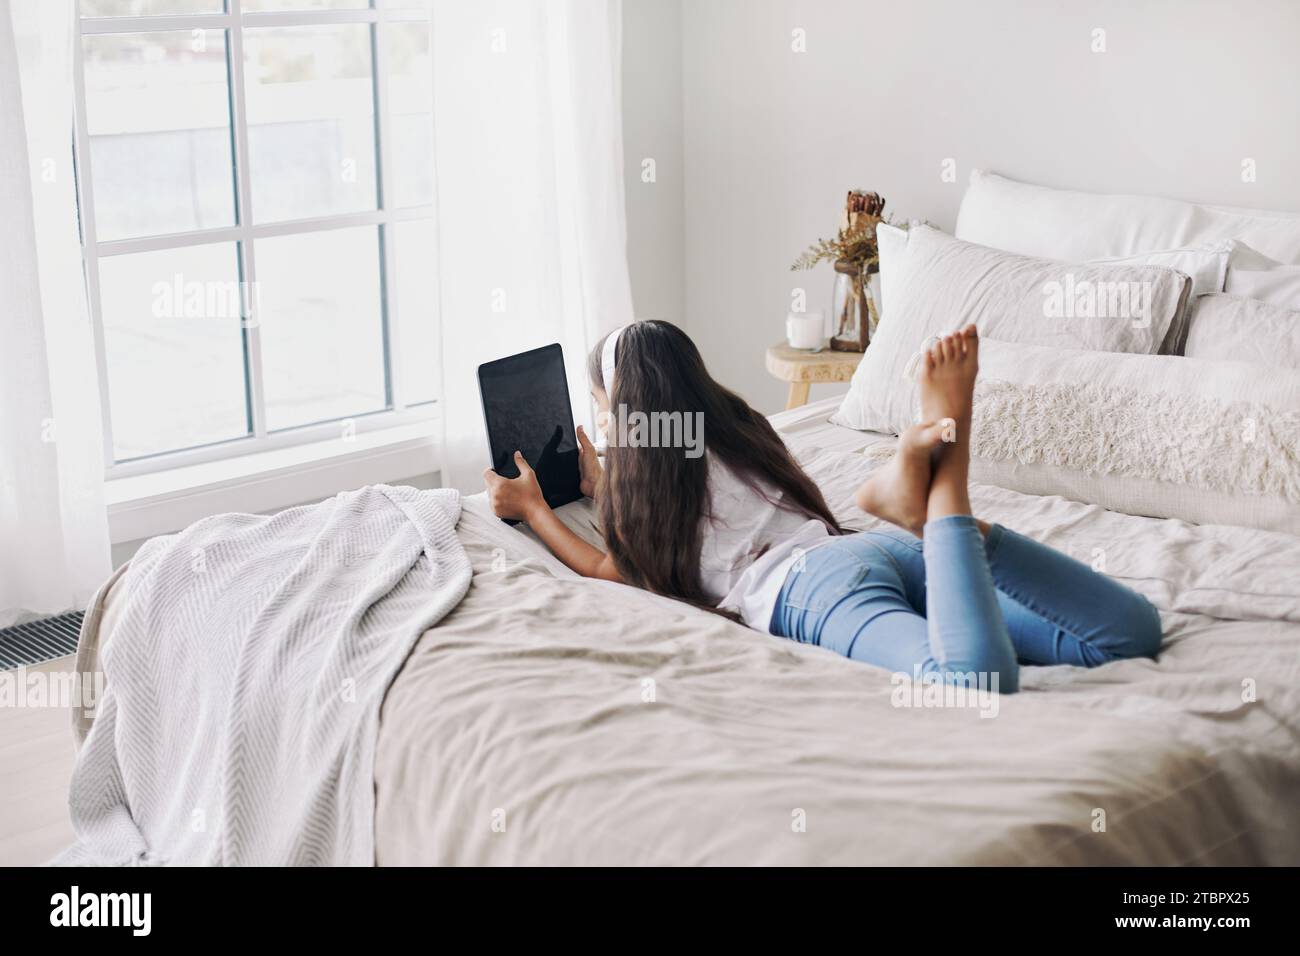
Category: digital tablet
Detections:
[{"x1": 478, "y1": 343, "x2": 584, "y2": 515}]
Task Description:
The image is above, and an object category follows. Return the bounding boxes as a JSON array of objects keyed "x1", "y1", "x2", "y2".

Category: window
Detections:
[{"x1": 73, "y1": 0, "x2": 439, "y2": 475}]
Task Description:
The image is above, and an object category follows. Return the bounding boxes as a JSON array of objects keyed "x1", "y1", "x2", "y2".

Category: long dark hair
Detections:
[{"x1": 588, "y1": 320, "x2": 842, "y2": 611}]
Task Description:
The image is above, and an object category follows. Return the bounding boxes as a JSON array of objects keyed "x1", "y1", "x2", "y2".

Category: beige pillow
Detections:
[
  {"x1": 833, "y1": 224, "x2": 1192, "y2": 433},
  {"x1": 1092, "y1": 241, "x2": 1232, "y2": 353}
]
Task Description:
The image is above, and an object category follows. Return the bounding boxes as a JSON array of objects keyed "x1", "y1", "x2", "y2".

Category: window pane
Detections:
[
  {"x1": 256, "y1": 228, "x2": 387, "y2": 430},
  {"x1": 81, "y1": 0, "x2": 223, "y2": 15},
  {"x1": 385, "y1": 21, "x2": 433, "y2": 208},
  {"x1": 243, "y1": 0, "x2": 366, "y2": 10},
  {"x1": 98, "y1": 244, "x2": 250, "y2": 460},
  {"x1": 244, "y1": 1, "x2": 367, "y2": 11},
  {"x1": 82, "y1": 31, "x2": 236, "y2": 241},
  {"x1": 391, "y1": 219, "x2": 439, "y2": 405},
  {"x1": 243, "y1": 24, "x2": 377, "y2": 223}
]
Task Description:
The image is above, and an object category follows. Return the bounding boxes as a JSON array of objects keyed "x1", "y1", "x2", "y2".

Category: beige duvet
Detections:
[
  {"x1": 372, "y1": 401, "x2": 1300, "y2": 865},
  {"x1": 81, "y1": 400, "x2": 1300, "y2": 865}
]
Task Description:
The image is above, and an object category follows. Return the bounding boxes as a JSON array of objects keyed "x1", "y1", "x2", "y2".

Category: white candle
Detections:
[{"x1": 786, "y1": 311, "x2": 824, "y2": 350}]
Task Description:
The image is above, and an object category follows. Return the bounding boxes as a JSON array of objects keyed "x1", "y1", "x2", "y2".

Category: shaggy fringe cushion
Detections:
[{"x1": 862, "y1": 379, "x2": 1300, "y2": 502}]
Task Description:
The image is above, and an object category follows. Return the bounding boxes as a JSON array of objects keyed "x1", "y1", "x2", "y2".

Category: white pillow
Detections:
[
  {"x1": 1228, "y1": 240, "x2": 1284, "y2": 271},
  {"x1": 1222, "y1": 241, "x2": 1300, "y2": 310},
  {"x1": 1184, "y1": 293, "x2": 1300, "y2": 369},
  {"x1": 1228, "y1": 268, "x2": 1300, "y2": 309},
  {"x1": 1093, "y1": 242, "x2": 1230, "y2": 299},
  {"x1": 832, "y1": 223, "x2": 1191, "y2": 433},
  {"x1": 969, "y1": 340, "x2": 1300, "y2": 534},
  {"x1": 955, "y1": 169, "x2": 1300, "y2": 266},
  {"x1": 859, "y1": 339, "x2": 1300, "y2": 535}
]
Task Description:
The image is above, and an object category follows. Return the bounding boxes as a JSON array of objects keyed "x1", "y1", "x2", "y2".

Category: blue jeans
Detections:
[{"x1": 770, "y1": 516, "x2": 1162, "y2": 694}]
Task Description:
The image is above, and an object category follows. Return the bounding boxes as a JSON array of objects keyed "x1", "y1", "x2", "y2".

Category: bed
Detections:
[
  {"x1": 73, "y1": 172, "x2": 1300, "y2": 865},
  {"x1": 369, "y1": 397, "x2": 1300, "y2": 865},
  {"x1": 75, "y1": 386, "x2": 1300, "y2": 866}
]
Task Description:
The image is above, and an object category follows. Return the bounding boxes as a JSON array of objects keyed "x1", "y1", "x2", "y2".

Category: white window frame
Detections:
[{"x1": 73, "y1": 1, "x2": 440, "y2": 481}]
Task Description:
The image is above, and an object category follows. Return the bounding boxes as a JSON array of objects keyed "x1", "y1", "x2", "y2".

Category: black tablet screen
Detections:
[{"x1": 478, "y1": 343, "x2": 583, "y2": 511}]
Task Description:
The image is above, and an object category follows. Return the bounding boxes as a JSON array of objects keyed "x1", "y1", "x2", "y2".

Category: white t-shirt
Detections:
[{"x1": 697, "y1": 456, "x2": 833, "y2": 630}]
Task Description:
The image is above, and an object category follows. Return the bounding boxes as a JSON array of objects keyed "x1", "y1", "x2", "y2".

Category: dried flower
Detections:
[{"x1": 792, "y1": 190, "x2": 888, "y2": 272}]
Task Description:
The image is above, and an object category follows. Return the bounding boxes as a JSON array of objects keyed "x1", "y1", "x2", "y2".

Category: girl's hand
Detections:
[
  {"x1": 576, "y1": 424, "x2": 603, "y2": 498},
  {"x1": 483, "y1": 451, "x2": 547, "y2": 522}
]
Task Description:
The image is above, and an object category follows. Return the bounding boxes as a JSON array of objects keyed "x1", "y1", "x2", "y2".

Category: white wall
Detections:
[
  {"x1": 622, "y1": 0, "x2": 1300, "y2": 412},
  {"x1": 622, "y1": 0, "x2": 685, "y2": 326}
]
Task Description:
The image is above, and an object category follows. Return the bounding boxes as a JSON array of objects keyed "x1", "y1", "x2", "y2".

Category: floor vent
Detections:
[{"x1": 0, "y1": 611, "x2": 84, "y2": 670}]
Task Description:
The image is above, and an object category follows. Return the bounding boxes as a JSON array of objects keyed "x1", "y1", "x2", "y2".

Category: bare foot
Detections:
[
  {"x1": 919, "y1": 324, "x2": 979, "y2": 443},
  {"x1": 854, "y1": 420, "x2": 949, "y2": 535},
  {"x1": 921, "y1": 325, "x2": 980, "y2": 521}
]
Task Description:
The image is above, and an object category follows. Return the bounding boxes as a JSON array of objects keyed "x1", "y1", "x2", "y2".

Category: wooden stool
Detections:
[{"x1": 765, "y1": 342, "x2": 865, "y2": 410}]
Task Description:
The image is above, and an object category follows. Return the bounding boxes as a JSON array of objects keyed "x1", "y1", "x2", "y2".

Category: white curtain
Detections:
[
  {"x1": 0, "y1": 0, "x2": 111, "y2": 626},
  {"x1": 431, "y1": 0, "x2": 635, "y2": 491}
]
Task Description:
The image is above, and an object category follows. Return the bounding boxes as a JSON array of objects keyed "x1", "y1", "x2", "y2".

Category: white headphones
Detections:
[{"x1": 600, "y1": 324, "x2": 628, "y2": 397}]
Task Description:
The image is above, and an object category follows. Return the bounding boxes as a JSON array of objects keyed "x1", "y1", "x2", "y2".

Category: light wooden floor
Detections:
[{"x1": 0, "y1": 656, "x2": 78, "y2": 866}]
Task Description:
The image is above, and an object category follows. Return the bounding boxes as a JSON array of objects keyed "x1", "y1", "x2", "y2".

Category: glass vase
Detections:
[{"x1": 830, "y1": 258, "x2": 877, "y2": 352}]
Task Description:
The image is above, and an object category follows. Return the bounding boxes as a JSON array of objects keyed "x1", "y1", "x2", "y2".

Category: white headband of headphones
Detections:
[{"x1": 600, "y1": 324, "x2": 628, "y2": 398}]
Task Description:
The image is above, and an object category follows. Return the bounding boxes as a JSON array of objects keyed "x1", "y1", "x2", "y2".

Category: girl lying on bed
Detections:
[{"x1": 483, "y1": 320, "x2": 1161, "y2": 693}]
